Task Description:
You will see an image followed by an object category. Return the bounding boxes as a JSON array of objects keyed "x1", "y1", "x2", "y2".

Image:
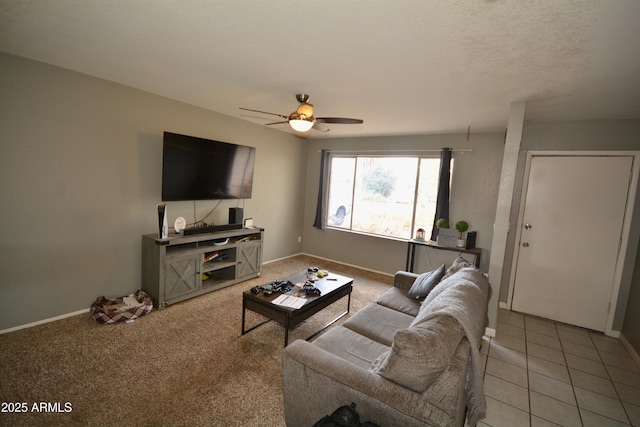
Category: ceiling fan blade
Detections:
[
  {"x1": 313, "y1": 122, "x2": 330, "y2": 132},
  {"x1": 239, "y1": 107, "x2": 288, "y2": 120},
  {"x1": 316, "y1": 117, "x2": 363, "y2": 124},
  {"x1": 265, "y1": 121, "x2": 289, "y2": 126}
]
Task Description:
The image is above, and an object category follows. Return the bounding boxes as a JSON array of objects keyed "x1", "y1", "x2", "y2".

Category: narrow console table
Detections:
[
  {"x1": 142, "y1": 227, "x2": 263, "y2": 308},
  {"x1": 405, "y1": 240, "x2": 481, "y2": 272}
]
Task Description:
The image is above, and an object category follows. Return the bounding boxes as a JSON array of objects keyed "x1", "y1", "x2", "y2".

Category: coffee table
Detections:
[{"x1": 241, "y1": 271, "x2": 353, "y2": 346}]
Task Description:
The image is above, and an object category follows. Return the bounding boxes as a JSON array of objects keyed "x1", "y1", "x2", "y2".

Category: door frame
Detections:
[{"x1": 506, "y1": 151, "x2": 640, "y2": 336}]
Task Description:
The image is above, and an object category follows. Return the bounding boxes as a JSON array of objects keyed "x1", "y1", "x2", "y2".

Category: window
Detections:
[{"x1": 326, "y1": 154, "x2": 448, "y2": 239}]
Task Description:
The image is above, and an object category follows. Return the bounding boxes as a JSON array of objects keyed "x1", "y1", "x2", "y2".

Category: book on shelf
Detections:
[{"x1": 204, "y1": 251, "x2": 219, "y2": 262}]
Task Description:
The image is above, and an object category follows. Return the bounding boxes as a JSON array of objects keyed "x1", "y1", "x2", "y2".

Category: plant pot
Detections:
[{"x1": 456, "y1": 239, "x2": 465, "y2": 248}]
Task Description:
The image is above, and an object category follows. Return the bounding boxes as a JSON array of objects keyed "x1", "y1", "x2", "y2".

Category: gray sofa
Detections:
[{"x1": 282, "y1": 257, "x2": 491, "y2": 427}]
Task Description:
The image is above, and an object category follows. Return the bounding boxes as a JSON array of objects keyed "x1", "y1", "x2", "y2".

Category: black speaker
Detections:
[
  {"x1": 465, "y1": 231, "x2": 477, "y2": 250},
  {"x1": 229, "y1": 207, "x2": 243, "y2": 225}
]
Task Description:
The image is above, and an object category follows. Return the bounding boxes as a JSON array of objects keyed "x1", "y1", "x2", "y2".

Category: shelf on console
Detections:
[{"x1": 202, "y1": 260, "x2": 236, "y2": 273}]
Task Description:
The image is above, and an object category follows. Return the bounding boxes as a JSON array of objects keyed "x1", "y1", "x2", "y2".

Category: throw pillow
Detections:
[
  {"x1": 406, "y1": 264, "x2": 445, "y2": 299},
  {"x1": 442, "y1": 256, "x2": 476, "y2": 279},
  {"x1": 371, "y1": 315, "x2": 464, "y2": 393}
]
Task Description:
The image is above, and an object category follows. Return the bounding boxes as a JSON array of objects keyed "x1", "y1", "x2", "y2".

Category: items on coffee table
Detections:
[{"x1": 242, "y1": 271, "x2": 353, "y2": 346}]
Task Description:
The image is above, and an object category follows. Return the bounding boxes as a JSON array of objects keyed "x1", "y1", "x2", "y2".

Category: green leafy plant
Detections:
[
  {"x1": 363, "y1": 166, "x2": 396, "y2": 198},
  {"x1": 455, "y1": 220, "x2": 469, "y2": 238},
  {"x1": 436, "y1": 218, "x2": 449, "y2": 229}
]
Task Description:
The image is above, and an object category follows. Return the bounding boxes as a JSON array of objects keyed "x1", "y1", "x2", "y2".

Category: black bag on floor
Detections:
[{"x1": 313, "y1": 402, "x2": 360, "y2": 427}]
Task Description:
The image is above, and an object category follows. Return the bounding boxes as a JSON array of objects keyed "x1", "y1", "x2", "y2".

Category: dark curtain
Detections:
[
  {"x1": 431, "y1": 147, "x2": 452, "y2": 240},
  {"x1": 313, "y1": 150, "x2": 331, "y2": 229}
]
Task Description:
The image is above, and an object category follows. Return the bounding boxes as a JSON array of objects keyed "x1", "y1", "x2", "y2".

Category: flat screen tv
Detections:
[{"x1": 162, "y1": 132, "x2": 256, "y2": 201}]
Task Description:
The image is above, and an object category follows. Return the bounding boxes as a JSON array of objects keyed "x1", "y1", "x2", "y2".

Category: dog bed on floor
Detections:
[{"x1": 90, "y1": 289, "x2": 153, "y2": 324}]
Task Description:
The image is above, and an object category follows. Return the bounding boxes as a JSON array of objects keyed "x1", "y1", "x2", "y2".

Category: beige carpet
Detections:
[{"x1": 0, "y1": 255, "x2": 393, "y2": 426}]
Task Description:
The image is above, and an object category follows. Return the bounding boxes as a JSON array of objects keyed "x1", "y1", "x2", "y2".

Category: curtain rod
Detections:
[{"x1": 319, "y1": 148, "x2": 473, "y2": 154}]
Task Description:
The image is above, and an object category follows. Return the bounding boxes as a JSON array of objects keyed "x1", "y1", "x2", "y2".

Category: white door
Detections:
[{"x1": 511, "y1": 155, "x2": 633, "y2": 332}]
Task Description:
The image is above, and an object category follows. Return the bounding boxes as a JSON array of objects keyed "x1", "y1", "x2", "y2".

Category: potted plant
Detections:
[
  {"x1": 436, "y1": 218, "x2": 449, "y2": 229},
  {"x1": 455, "y1": 220, "x2": 469, "y2": 247}
]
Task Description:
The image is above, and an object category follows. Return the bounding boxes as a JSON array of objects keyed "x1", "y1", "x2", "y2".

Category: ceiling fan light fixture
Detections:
[{"x1": 289, "y1": 117, "x2": 314, "y2": 132}]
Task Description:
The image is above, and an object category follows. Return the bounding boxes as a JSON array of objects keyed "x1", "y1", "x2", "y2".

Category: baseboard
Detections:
[
  {"x1": 262, "y1": 252, "x2": 305, "y2": 265},
  {"x1": 499, "y1": 301, "x2": 508, "y2": 309},
  {"x1": 299, "y1": 252, "x2": 394, "y2": 278},
  {"x1": 265, "y1": 252, "x2": 396, "y2": 278},
  {"x1": 0, "y1": 308, "x2": 90, "y2": 335},
  {"x1": 608, "y1": 329, "x2": 621, "y2": 339},
  {"x1": 620, "y1": 333, "x2": 640, "y2": 369}
]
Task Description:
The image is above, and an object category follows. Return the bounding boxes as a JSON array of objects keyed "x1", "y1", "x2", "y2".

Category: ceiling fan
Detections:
[{"x1": 239, "y1": 94, "x2": 363, "y2": 133}]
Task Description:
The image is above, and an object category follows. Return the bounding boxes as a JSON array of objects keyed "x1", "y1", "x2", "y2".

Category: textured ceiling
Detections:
[{"x1": 1, "y1": 0, "x2": 639, "y2": 138}]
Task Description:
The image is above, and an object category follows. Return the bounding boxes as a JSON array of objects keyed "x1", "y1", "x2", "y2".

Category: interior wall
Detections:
[
  {"x1": 0, "y1": 53, "x2": 307, "y2": 331},
  {"x1": 499, "y1": 120, "x2": 640, "y2": 334},
  {"x1": 301, "y1": 133, "x2": 505, "y2": 276}
]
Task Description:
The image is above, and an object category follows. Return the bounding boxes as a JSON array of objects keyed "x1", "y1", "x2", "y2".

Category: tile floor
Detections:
[{"x1": 477, "y1": 309, "x2": 640, "y2": 427}]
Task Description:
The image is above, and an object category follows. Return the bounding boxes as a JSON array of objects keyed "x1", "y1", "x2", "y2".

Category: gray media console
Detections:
[{"x1": 141, "y1": 227, "x2": 264, "y2": 308}]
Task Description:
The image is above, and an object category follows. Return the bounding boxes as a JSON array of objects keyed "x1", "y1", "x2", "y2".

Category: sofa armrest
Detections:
[
  {"x1": 282, "y1": 339, "x2": 459, "y2": 427},
  {"x1": 393, "y1": 271, "x2": 419, "y2": 291}
]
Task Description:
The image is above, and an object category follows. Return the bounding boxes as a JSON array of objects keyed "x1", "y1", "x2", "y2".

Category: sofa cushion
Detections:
[
  {"x1": 371, "y1": 315, "x2": 464, "y2": 393},
  {"x1": 343, "y1": 303, "x2": 415, "y2": 347},
  {"x1": 406, "y1": 264, "x2": 445, "y2": 299},
  {"x1": 312, "y1": 325, "x2": 391, "y2": 370},
  {"x1": 375, "y1": 287, "x2": 421, "y2": 317}
]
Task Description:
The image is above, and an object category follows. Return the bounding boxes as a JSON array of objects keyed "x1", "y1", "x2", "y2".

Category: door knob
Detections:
[
  {"x1": 524, "y1": 224, "x2": 532, "y2": 230},
  {"x1": 522, "y1": 242, "x2": 530, "y2": 247}
]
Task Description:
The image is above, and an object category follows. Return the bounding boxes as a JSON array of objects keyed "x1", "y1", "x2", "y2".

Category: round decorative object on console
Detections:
[{"x1": 174, "y1": 217, "x2": 186, "y2": 233}]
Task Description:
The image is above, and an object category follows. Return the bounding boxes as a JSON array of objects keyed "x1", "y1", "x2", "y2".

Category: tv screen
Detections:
[{"x1": 162, "y1": 132, "x2": 255, "y2": 201}]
